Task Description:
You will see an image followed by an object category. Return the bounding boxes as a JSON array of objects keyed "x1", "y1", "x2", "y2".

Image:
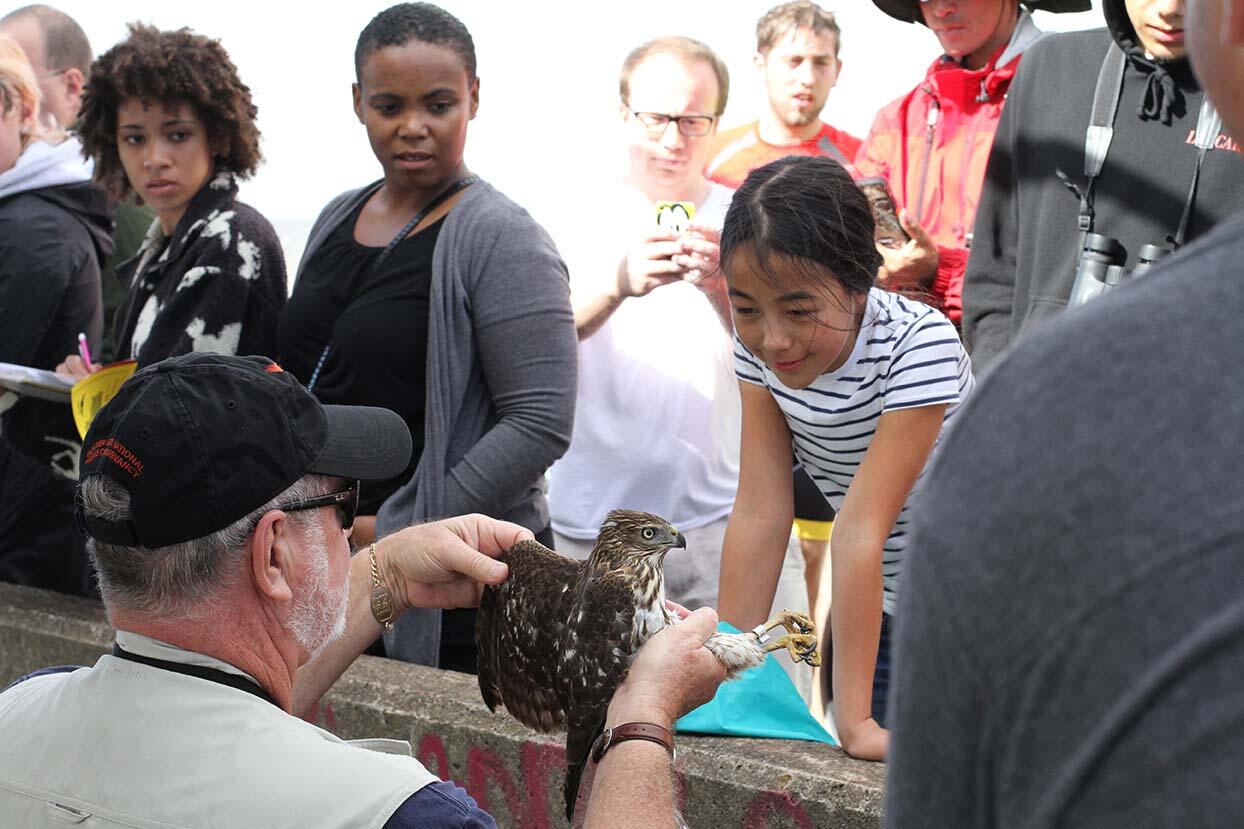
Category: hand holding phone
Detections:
[{"x1": 857, "y1": 177, "x2": 910, "y2": 249}]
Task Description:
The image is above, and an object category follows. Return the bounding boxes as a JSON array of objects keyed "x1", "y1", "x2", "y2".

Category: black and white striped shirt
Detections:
[{"x1": 735, "y1": 288, "x2": 974, "y2": 615}]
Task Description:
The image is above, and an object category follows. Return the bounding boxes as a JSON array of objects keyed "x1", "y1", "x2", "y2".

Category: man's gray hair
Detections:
[{"x1": 79, "y1": 474, "x2": 334, "y2": 617}]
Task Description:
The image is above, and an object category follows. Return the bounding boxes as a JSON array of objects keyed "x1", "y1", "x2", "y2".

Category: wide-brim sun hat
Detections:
[{"x1": 871, "y1": 0, "x2": 1092, "y2": 24}]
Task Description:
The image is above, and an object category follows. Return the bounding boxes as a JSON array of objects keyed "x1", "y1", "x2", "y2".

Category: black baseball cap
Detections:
[
  {"x1": 76, "y1": 353, "x2": 413, "y2": 549},
  {"x1": 871, "y1": 0, "x2": 1091, "y2": 24}
]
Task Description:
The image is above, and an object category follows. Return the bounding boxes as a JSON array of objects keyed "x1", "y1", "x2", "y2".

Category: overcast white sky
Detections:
[{"x1": 44, "y1": 0, "x2": 1105, "y2": 264}]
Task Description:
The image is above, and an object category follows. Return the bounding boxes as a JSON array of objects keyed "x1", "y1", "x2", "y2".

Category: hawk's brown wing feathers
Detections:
[
  {"x1": 475, "y1": 539, "x2": 584, "y2": 733},
  {"x1": 561, "y1": 569, "x2": 645, "y2": 820}
]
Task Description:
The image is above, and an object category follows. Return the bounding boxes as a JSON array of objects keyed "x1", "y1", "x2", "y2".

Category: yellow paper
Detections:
[{"x1": 72, "y1": 361, "x2": 138, "y2": 439}]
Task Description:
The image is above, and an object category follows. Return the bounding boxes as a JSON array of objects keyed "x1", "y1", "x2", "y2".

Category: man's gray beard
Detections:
[{"x1": 287, "y1": 529, "x2": 349, "y2": 663}]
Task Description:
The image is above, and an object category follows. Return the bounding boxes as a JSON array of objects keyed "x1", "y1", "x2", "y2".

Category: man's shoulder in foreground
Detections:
[{"x1": 894, "y1": 213, "x2": 1244, "y2": 828}]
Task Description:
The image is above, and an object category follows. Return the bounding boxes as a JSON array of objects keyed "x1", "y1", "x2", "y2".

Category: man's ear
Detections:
[
  {"x1": 63, "y1": 67, "x2": 85, "y2": 112},
  {"x1": 352, "y1": 83, "x2": 364, "y2": 124},
  {"x1": 753, "y1": 51, "x2": 766, "y2": 72},
  {"x1": 250, "y1": 510, "x2": 295, "y2": 604}
]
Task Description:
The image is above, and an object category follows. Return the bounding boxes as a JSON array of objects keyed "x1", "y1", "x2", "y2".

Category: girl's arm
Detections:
[
  {"x1": 718, "y1": 381, "x2": 795, "y2": 629},
  {"x1": 832, "y1": 403, "x2": 947, "y2": 761}
]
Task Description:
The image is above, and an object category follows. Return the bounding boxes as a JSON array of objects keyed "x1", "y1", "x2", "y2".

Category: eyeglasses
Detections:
[
  {"x1": 631, "y1": 111, "x2": 716, "y2": 138},
  {"x1": 273, "y1": 479, "x2": 360, "y2": 531}
]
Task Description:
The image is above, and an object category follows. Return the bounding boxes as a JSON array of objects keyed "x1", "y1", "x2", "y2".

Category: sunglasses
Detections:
[{"x1": 273, "y1": 479, "x2": 360, "y2": 530}]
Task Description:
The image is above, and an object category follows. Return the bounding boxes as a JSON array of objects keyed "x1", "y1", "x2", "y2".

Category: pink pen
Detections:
[{"x1": 77, "y1": 332, "x2": 95, "y2": 372}]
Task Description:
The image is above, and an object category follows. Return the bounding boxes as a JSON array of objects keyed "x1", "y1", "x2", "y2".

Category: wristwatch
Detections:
[
  {"x1": 590, "y1": 722, "x2": 676, "y2": 764},
  {"x1": 369, "y1": 542, "x2": 395, "y2": 633}
]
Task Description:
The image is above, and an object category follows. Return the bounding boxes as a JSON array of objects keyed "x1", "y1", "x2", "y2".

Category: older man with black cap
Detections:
[
  {"x1": 856, "y1": 0, "x2": 1089, "y2": 326},
  {"x1": 0, "y1": 353, "x2": 728, "y2": 828}
]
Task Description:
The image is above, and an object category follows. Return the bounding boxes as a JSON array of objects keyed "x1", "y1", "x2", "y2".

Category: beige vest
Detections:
[{"x1": 0, "y1": 634, "x2": 438, "y2": 828}]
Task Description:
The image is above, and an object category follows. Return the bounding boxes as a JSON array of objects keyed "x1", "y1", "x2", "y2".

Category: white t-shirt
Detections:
[
  {"x1": 549, "y1": 183, "x2": 739, "y2": 538},
  {"x1": 735, "y1": 288, "x2": 975, "y2": 615}
]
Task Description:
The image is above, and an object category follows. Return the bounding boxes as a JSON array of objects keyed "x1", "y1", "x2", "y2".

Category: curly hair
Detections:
[
  {"x1": 77, "y1": 23, "x2": 260, "y2": 200},
  {"x1": 355, "y1": 3, "x2": 476, "y2": 82}
]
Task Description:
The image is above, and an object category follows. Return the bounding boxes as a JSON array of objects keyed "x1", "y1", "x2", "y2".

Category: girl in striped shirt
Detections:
[{"x1": 717, "y1": 156, "x2": 974, "y2": 761}]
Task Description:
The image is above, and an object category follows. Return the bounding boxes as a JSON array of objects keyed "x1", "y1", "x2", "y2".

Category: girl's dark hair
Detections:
[
  {"x1": 355, "y1": 3, "x2": 476, "y2": 81},
  {"x1": 77, "y1": 23, "x2": 261, "y2": 200},
  {"x1": 721, "y1": 155, "x2": 881, "y2": 297}
]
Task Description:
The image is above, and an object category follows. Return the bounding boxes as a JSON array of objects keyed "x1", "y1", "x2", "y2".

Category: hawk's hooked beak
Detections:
[{"x1": 671, "y1": 530, "x2": 686, "y2": 549}]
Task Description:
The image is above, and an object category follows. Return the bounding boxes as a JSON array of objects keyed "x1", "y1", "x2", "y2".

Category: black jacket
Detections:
[
  {"x1": 113, "y1": 172, "x2": 286, "y2": 367},
  {"x1": 0, "y1": 180, "x2": 112, "y2": 472},
  {"x1": 962, "y1": 0, "x2": 1244, "y2": 371}
]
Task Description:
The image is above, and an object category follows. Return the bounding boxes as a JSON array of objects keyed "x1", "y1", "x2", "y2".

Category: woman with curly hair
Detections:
[{"x1": 62, "y1": 23, "x2": 285, "y2": 371}]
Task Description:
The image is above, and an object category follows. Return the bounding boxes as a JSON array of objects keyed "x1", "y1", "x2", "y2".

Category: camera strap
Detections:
[{"x1": 1078, "y1": 44, "x2": 1222, "y2": 251}]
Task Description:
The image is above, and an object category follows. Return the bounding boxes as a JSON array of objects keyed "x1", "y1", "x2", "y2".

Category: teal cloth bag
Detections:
[{"x1": 675, "y1": 622, "x2": 836, "y2": 744}]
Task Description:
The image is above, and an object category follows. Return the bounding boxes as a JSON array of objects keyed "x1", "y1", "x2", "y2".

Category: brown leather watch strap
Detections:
[{"x1": 590, "y1": 722, "x2": 675, "y2": 764}]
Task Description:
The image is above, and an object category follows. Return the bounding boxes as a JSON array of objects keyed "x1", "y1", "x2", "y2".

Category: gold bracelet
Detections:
[{"x1": 369, "y1": 542, "x2": 395, "y2": 633}]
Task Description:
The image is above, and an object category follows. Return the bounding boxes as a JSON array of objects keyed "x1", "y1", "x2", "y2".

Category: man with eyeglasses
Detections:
[
  {"x1": 0, "y1": 4, "x2": 87, "y2": 131},
  {"x1": 0, "y1": 353, "x2": 730, "y2": 828},
  {"x1": 548, "y1": 37, "x2": 809, "y2": 696}
]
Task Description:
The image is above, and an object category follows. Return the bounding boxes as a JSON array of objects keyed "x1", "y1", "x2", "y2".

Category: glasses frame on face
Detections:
[
  {"x1": 273, "y1": 479, "x2": 360, "y2": 531},
  {"x1": 631, "y1": 111, "x2": 717, "y2": 138}
]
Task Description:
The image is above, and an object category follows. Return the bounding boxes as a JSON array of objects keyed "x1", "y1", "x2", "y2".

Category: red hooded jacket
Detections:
[{"x1": 855, "y1": 13, "x2": 1044, "y2": 324}]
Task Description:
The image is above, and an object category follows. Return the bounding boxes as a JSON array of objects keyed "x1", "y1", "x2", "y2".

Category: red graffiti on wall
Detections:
[
  {"x1": 743, "y1": 789, "x2": 814, "y2": 828},
  {"x1": 301, "y1": 700, "x2": 338, "y2": 732},
  {"x1": 462, "y1": 739, "x2": 567, "y2": 829},
  {"x1": 410, "y1": 731, "x2": 821, "y2": 827},
  {"x1": 417, "y1": 733, "x2": 450, "y2": 780}
]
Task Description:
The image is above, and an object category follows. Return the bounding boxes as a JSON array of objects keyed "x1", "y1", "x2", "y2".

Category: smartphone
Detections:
[
  {"x1": 655, "y1": 201, "x2": 696, "y2": 235},
  {"x1": 857, "y1": 177, "x2": 909, "y2": 249}
]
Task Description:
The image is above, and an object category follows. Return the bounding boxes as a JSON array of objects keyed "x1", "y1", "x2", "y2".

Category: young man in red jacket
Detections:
[{"x1": 856, "y1": 0, "x2": 1088, "y2": 325}]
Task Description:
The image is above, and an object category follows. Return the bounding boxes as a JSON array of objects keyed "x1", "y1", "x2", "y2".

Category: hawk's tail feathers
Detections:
[{"x1": 564, "y1": 707, "x2": 608, "y2": 822}]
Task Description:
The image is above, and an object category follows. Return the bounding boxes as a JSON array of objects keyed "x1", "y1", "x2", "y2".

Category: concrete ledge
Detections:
[{"x1": 0, "y1": 582, "x2": 884, "y2": 827}]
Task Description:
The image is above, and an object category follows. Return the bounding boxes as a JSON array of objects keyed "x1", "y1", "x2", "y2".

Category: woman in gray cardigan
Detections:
[{"x1": 278, "y1": 3, "x2": 576, "y2": 670}]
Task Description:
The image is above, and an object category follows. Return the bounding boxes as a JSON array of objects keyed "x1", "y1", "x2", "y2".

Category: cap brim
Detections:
[
  {"x1": 872, "y1": 0, "x2": 1091, "y2": 24},
  {"x1": 308, "y1": 405, "x2": 413, "y2": 482}
]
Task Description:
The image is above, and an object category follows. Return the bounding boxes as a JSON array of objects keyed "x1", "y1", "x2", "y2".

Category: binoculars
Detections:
[{"x1": 1068, "y1": 233, "x2": 1173, "y2": 307}]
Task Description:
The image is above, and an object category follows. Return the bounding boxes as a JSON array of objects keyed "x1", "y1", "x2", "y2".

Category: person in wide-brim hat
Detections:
[
  {"x1": 870, "y1": 0, "x2": 1091, "y2": 25},
  {"x1": 852, "y1": 0, "x2": 1089, "y2": 331}
]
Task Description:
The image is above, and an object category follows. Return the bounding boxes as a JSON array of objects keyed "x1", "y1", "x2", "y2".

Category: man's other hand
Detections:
[
  {"x1": 617, "y1": 231, "x2": 687, "y2": 299},
  {"x1": 606, "y1": 607, "x2": 727, "y2": 730},
  {"x1": 877, "y1": 210, "x2": 939, "y2": 286},
  {"x1": 379, "y1": 515, "x2": 531, "y2": 613},
  {"x1": 674, "y1": 223, "x2": 722, "y2": 284}
]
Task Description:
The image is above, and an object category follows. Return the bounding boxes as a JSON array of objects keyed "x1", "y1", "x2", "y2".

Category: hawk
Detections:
[{"x1": 475, "y1": 509, "x2": 819, "y2": 820}]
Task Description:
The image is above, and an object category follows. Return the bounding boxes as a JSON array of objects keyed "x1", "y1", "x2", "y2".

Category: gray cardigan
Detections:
[{"x1": 296, "y1": 179, "x2": 577, "y2": 665}]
